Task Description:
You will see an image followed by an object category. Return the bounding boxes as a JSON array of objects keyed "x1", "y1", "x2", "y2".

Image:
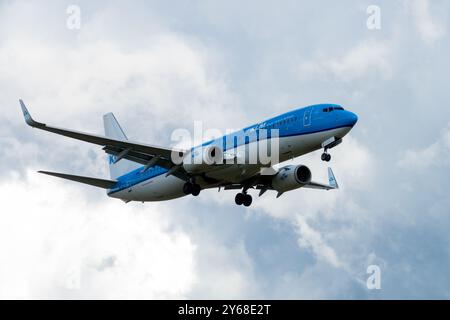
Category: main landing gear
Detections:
[
  {"x1": 183, "y1": 181, "x2": 201, "y2": 196},
  {"x1": 235, "y1": 192, "x2": 252, "y2": 207}
]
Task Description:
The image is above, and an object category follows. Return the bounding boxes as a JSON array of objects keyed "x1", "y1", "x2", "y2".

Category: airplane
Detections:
[{"x1": 19, "y1": 100, "x2": 358, "y2": 206}]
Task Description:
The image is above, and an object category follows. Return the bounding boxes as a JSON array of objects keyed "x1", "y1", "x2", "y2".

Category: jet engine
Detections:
[
  {"x1": 271, "y1": 164, "x2": 312, "y2": 192},
  {"x1": 183, "y1": 145, "x2": 223, "y2": 173}
]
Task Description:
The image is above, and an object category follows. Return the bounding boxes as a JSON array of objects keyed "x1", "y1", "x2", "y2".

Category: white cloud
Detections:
[
  {"x1": 411, "y1": 0, "x2": 446, "y2": 44},
  {"x1": 0, "y1": 171, "x2": 260, "y2": 299},
  {"x1": 188, "y1": 242, "x2": 259, "y2": 299},
  {"x1": 397, "y1": 124, "x2": 450, "y2": 169},
  {"x1": 0, "y1": 36, "x2": 242, "y2": 131},
  {"x1": 0, "y1": 1, "x2": 246, "y2": 146},
  {"x1": 0, "y1": 170, "x2": 195, "y2": 299},
  {"x1": 295, "y1": 216, "x2": 342, "y2": 268},
  {"x1": 298, "y1": 40, "x2": 393, "y2": 81}
]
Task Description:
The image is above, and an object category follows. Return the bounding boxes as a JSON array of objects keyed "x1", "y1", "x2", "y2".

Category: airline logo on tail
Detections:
[{"x1": 108, "y1": 155, "x2": 117, "y2": 165}]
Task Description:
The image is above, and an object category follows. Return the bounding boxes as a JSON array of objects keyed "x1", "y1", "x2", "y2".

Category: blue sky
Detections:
[{"x1": 0, "y1": 0, "x2": 449, "y2": 298}]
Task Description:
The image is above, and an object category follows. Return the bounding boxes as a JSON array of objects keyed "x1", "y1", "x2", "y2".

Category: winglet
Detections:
[
  {"x1": 19, "y1": 99, "x2": 44, "y2": 127},
  {"x1": 328, "y1": 167, "x2": 339, "y2": 189}
]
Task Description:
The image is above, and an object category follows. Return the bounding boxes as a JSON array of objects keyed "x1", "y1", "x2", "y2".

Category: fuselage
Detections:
[{"x1": 108, "y1": 104, "x2": 358, "y2": 202}]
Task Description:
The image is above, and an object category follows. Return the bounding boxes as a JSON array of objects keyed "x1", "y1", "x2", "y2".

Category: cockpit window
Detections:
[{"x1": 323, "y1": 106, "x2": 344, "y2": 112}]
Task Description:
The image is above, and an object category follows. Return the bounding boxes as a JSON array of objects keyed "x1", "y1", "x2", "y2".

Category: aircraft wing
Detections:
[
  {"x1": 20, "y1": 100, "x2": 186, "y2": 171},
  {"x1": 223, "y1": 167, "x2": 339, "y2": 194},
  {"x1": 302, "y1": 168, "x2": 339, "y2": 190}
]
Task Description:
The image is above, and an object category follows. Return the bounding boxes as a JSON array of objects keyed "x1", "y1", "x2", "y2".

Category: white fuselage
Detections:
[{"x1": 108, "y1": 126, "x2": 352, "y2": 202}]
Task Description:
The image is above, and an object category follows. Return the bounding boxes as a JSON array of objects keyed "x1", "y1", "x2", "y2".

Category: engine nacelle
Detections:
[
  {"x1": 183, "y1": 145, "x2": 223, "y2": 173},
  {"x1": 271, "y1": 164, "x2": 312, "y2": 192}
]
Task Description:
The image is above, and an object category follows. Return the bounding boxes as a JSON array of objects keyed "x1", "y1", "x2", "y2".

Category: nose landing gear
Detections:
[
  {"x1": 320, "y1": 137, "x2": 342, "y2": 162},
  {"x1": 321, "y1": 151, "x2": 331, "y2": 162},
  {"x1": 235, "y1": 192, "x2": 252, "y2": 207}
]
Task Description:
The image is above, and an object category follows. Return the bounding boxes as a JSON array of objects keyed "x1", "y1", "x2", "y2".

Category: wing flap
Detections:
[{"x1": 38, "y1": 171, "x2": 117, "y2": 189}]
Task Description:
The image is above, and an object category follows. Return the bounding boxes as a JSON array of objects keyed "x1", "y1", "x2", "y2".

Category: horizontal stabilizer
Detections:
[{"x1": 38, "y1": 171, "x2": 117, "y2": 189}]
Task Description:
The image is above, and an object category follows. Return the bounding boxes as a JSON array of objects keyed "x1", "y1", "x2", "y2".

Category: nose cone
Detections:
[{"x1": 346, "y1": 111, "x2": 358, "y2": 127}]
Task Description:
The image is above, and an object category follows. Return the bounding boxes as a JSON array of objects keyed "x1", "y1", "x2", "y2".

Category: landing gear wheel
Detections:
[
  {"x1": 321, "y1": 153, "x2": 331, "y2": 162},
  {"x1": 235, "y1": 193, "x2": 245, "y2": 205},
  {"x1": 235, "y1": 193, "x2": 252, "y2": 206},
  {"x1": 191, "y1": 184, "x2": 201, "y2": 196},
  {"x1": 183, "y1": 182, "x2": 193, "y2": 195},
  {"x1": 243, "y1": 194, "x2": 253, "y2": 207}
]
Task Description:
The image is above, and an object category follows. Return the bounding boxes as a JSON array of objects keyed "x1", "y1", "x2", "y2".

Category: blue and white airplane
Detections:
[{"x1": 20, "y1": 100, "x2": 357, "y2": 206}]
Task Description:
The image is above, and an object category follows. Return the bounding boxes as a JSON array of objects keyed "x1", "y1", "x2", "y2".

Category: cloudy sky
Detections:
[{"x1": 0, "y1": 0, "x2": 449, "y2": 299}]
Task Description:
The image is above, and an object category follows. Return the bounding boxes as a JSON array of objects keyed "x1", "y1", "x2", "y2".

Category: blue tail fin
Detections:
[{"x1": 103, "y1": 113, "x2": 140, "y2": 179}]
